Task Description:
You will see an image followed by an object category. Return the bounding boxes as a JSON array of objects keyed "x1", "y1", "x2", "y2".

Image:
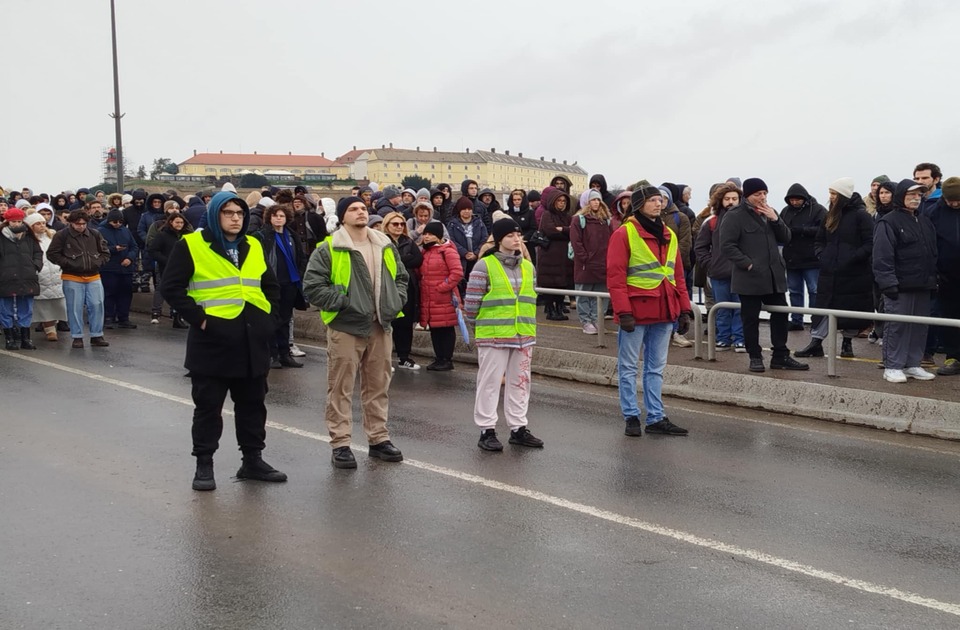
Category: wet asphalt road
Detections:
[{"x1": 2, "y1": 318, "x2": 960, "y2": 629}]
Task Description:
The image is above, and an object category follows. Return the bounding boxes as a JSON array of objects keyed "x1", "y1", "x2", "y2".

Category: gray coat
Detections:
[{"x1": 719, "y1": 204, "x2": 791, "y2": 296}]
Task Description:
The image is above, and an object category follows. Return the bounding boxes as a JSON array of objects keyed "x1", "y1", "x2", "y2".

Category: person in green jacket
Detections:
[{"x1": 302, "y1": 196, "x2": 409, "y2": 470}]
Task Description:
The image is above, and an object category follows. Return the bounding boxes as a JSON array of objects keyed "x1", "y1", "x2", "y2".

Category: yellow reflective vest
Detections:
[
  {"x1": 625, "y1": 221, "x2": 678, "y2": 289},
  {"x1": 184, "y1": 232, "x2": 271, "y2": 319},
  {"x1": 475, "y1": 256, "x2": 537, "y2": 339},
  {"x1": 318, "y1": 235, "x2": 400, "y2": 325}
]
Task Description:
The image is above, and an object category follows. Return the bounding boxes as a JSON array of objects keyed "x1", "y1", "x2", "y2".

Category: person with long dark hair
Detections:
[
  {"x1": 536, "y1": 186, "x2": 574, "y2": 320},
  {"x1": 255, "y1": 203, "x2": 306, "y2": 368}
]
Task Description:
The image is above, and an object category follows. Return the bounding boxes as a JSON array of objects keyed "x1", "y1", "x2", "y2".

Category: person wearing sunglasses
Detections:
[{"x1": 381, "y1": 211, "x2": 423, "y2": 370}]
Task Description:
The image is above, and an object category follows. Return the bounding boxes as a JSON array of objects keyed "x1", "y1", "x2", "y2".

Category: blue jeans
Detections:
[
  {"x1": 617, "y1": 321, "x2": 672, "y2": 424},
  {"x1": 575, "y1": 283, "x2": 606, "y2": 325},
  {"x1": 63, "y1": 279, "x2": 105, "y2": 338},
  {"x1": 786, "y1": 268, "x2": 818, "y2": 324},
  {"x1": 711, "y1": 278, "x2": 743, "y2": 344},
  {"x1": 0, "y1": 295, "x2": 33, "y2": 328}
]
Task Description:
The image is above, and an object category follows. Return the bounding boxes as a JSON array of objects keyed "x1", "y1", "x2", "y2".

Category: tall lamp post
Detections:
[{"x1": 109, "y1": 0, "x2": 125, "y2": 192}]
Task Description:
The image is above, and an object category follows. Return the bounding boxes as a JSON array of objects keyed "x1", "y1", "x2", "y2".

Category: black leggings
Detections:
[
  {"x1": 392, "y1": 315, "x2": 415, "y2": 361},
  {"x1": 430, "y1": 326, "x2": 456, "y2": 361}
]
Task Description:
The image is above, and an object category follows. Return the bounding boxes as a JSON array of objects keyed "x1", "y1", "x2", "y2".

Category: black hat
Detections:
[
  {"x1": 742, "y1": 178, "x2": 768, "y2": 198},
  {"x1": 422, "y1": 221, "x2": 444, "y2": 240},
  {"x1": 106, "y1": 209, "x2": 124, "y2": 223},
  {"x1": 527, "y1": 190, "x2": 541, "y2": 202},
  {"x1": 630, "y1": 186, "x2": 662, "y2": 215},
  {"x1": 336, "y1": 196, "x2": 364, "y2": 223},
  {"x1": 492, "y1": 217, "x2": 522, "y2": 243}
]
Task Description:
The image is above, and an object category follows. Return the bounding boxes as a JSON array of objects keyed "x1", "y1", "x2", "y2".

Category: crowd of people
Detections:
[{"x1": 2, "y1": 161, "x2": 957, "y2": 488}]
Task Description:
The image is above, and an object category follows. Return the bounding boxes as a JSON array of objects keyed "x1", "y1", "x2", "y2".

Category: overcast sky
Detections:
[{"x1": 3, "y1": 0, "x2": 957, "y2": 207}]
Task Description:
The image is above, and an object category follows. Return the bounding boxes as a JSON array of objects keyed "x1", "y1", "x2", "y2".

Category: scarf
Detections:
[
  {"x1": 274, "y1": 230, "x2": 300, "y2": 283},
  {"x1": 635, "y1": 214, "x2": 668, "y2": 246}
]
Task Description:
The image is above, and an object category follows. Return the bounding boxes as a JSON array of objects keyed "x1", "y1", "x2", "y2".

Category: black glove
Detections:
[
  {"x1": 677, "y1": 311, "x2": 691, "y2": 336},
  {"x1": 883, "y1": 289, "x2": 898, "y2": 301},
  {"x1": 618, "y1": 313, "x2": 636, "y2": 333}
]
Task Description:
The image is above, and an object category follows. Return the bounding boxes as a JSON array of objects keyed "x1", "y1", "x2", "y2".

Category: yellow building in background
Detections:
[
  {"x1": 178, "y1": 151, "x2": 349, "y2": 180},
  {"x1": 356, "y1": 146, "x2": 588, "y2": 193}
]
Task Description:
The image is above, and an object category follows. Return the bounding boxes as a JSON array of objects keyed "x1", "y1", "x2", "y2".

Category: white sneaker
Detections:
[
  {"x1": 883, "y1": 369, "x2": 907, "y2": 383},
  {"x1": 671, "y1": 332, "x2": 693, "y2": 348},
  {"x1": 398, "y1": 358, "x2": 421, "y2": 370},
  {"x1": 904, "y1": 367, "x2": 936, "y2": 381},
  {"x1": 289, "y1": 344, "x2": 306, "y2": 357},
  {"x1": 582, "y1": 322, "x2": 598, "y2": 335},
  {"x1": 733, "y1": 343, "x2": 747, "y2": 353},
  {"x1": 150, "y1": 318, "x2": 160, "y2": 325}
]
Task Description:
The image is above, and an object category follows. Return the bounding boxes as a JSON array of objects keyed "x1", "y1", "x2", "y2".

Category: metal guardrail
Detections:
[{"x1": 703, "y1": 302, "x2": 960, "y2": 377}]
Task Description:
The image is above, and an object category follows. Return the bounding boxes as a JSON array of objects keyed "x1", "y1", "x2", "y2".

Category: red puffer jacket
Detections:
[
  {"x1": 418, "y1": 241, "x2": 464, "y2": 328},
  {"x1": 606, "y1": 217, "x2": 691, "y2": 325}
]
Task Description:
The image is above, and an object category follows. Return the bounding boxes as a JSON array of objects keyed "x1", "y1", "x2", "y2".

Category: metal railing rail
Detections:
[{"x1": 703, "y1": 302, "x2": 960, "y2": 376}]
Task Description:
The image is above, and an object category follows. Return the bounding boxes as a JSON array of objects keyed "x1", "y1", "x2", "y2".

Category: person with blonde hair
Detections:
[
  {"x1": 25, "y1": 212, "x2": 67, "y2": 341},
  {"x1": 382, "y1": 210, "x2": 423, "y2": 369},
  {"x1": 570, "y1": 190, "x2": 613, "y2": 334}
]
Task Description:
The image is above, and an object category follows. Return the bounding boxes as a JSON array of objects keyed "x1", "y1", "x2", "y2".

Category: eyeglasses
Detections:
[
  {"x1": 389, "y1": 221, "x2": 405, "y2": 227},
  {"x1": 220, "y1": 210, "x2": 244, "y2": 218}
]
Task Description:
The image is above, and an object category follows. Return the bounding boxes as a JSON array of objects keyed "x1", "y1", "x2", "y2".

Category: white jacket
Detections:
[{"x1": 36, "y1": 234, "x2": 65, "y2": 300}]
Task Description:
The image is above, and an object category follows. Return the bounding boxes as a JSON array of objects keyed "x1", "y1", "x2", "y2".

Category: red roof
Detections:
[
  {"x1": 334, "y1": 149, "x2": 372, "y2": 165},
  {"x1": 180, "y1": 153, "x2": 336, "y2": 167}
]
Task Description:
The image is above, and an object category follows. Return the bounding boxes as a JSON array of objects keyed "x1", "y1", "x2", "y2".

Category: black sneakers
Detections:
[
  {"x1": 478, "y1": 429, "x2": 503, "y2": 451},
  {"x1": 192, "y1": 456, "x2": 216, "y2": 491},
  {"x1": 645, "y1": 418, "x2": 689, "y2": 436},
  {"x1": 749, "y1": 357, "x2": 765, "y2": 373},
  {"x1": 624, "y1": 416, "x2": 643, "y2": 437},
  {"x1": 770, "y1": 356, "x2": 810, "y2": 371},
  {"x1": 840, "y1": 338, "x2": 854, "y2": 358},
  {"x1": 236, "y1": 453, "x2": 288, "y2": 482},
  {"x1": 426, "y1": 359, "x2": 454, "y2": 371},
  {"x1": 331, "y1": 446, "x2": 357, "y2": 469},
  {"x1": 369, "y1": 440, "x2": 403, "y2": 462},
  {"x1": 794, "y1": 339, "x2": 824, "y2": 358},
  {"x1": 508, "y1": 427, "x2": 544, "y2": 448}
]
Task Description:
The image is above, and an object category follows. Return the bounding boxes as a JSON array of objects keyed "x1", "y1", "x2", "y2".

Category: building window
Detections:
[
  {"x1": 397, "y1": 163, "x2": 401, "y2": 168},
  {"x1": 205, "y1": 168, "x2": 215, "y2": 173},
  {"x1": 448, "y1": 165, "x2": 451, "y2": 170},
  {"x1": 414, "y1": 164, "x2": 418, "y2": 169},
  {"x1": 431, "y1": 164, "x2": 435, "y2": 169}
]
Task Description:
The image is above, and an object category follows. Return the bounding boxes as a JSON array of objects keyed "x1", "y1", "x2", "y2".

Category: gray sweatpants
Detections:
[
  {"x1": 882, "y1": 291, "x2": 930, "y2": 370},
  {"x1": 810, "y1": 316, "x2": 859, "y2": 341}
]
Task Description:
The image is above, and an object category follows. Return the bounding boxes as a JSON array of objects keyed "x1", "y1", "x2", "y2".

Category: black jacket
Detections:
[
  {"x1": 161, "y1": 230, "x2": 281, "y2": 379},
  {"x1": 813, "y1": 194, "x2": 874, "y2": 327},
  {"x1": 694, "y1": 205, "x2": 734, "y2": 281},
  {"x1": 780, "y1": 184, "x2": 827, "y2": 270},
  {"x1": 924, "y1": 197, "x2": 960, "y2": 283},
  {"x1": 393, "y1": 233, "x2": 422, "y2": 320},
  {"x1": 147, "y1": 225, "x2": 186, "y2": 275},
  {"x1": 719, "y1": 203, "x2": 791, "y2": 295},
  {"x1": 504, "y1": 195, "x2": 537, "y2": 243},
  {"x1": 0, "y1": 230, "x2": 43, "y2": 296},
  {"x1": 873, "y1": 180, "x2": 938, "y2": 293},
  {"x1": 254, "y1": 226, "x2": 306, "y2": 283}
]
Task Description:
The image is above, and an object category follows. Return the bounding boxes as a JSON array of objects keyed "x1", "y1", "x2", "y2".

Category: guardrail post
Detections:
[
  {"x1": 596, "y1": 295, "x2": 605, "y2": 348},
  {"x1": 707, "y1": 304, "x2": 719, "y2": 361},
  {"x1": 827, "y1": 314, "x2": 837, "y2": 377},
  {"x1": 693, "y1": 303, "x2": 703, "y2": 360}
]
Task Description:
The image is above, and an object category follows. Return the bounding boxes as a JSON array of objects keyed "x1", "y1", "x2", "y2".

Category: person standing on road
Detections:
[
  {"x1": 719, "y1": 178, "x2": 809, "y2": 373},
  {"x1": 607, "y1": 185, "x2": 692, "y2": 437},
  {"x1": 161, "y1": 191, "x2": 287, "y2": 491},
  {"x1": 0, "y1": 208, "x2": 43, "y2": 350},
  {"x1": 794, "y1": 178, "x2": 874, "y2": 359},
  {"x1": 873, "y1": 179, "x2": 939, "y2": 383},
  {"x1": 149, "y1": 212, "x2": 193, "y2": 330},
  {"x1": 302, "y1": 196, "x2": 409, "y2": 470},
  {"x1": 536, "y1": 186, "x2": 574, "y2": 321},
  {"x1": 927, "y1": 177, "x2": 960, "y2": 376},
  {"x1": 569, "y1": 189, "x2": 613, "y2": 335},
  {"x1": 418, "y1": 221, "x2": 464, "y2": 371},
  {"x1": 98, "y1": 210, "x2": 139, "y2": 330},
  {"x1": 464, "y1": 218, "x2": 544, "y2": 451},
  {"x1": 381, "y1": 210, "x2": 423, "y2": 371},
  {"x1": 46, "y1": 209, "x2": 111, "y2": 349},
  {"x1": 780, "y1": 184, "x2": 827, "y2": 331},
  {"x1": 25, "y1": 213, "x2": 66, "y2": 342}
]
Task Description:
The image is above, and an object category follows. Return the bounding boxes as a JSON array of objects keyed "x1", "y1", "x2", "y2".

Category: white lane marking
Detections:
[{"x1": 6, "y1": 350, "x2": 960, "y2": 618}]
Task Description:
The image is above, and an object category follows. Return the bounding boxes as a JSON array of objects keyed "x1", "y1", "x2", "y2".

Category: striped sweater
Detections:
[{"x1": 464, "y1": 251, "x2": 536, "y2": 349}]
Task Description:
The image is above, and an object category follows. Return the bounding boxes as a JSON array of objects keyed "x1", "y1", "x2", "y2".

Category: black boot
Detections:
[
  {"x1": 794, "y1": 338, "x2": 824, "y2": 358},
  {"x1": 555, "y1": 300, "x2": 569, "y2": 320},
  {"x1": 237, "y1": 451, "x2": 288, "y2": 482},
  {"x1": 172, "y1": 312, "x2": 189, "y2": 329},
  {"x1": 19, "y1": 327, "x2": 36, "y2": 350},
  {"x1": 192, "y1": 455, "x2": 216, "y2": 491},
  {"x1": 841, "y1": 337, "x2": 854, "y2": 358},
  {"x1": 4, "y1": 328, "x2": 18, "y2": 350},
  {"x1": 279, "y1": 352, "x2": 303, "y2": 368}
]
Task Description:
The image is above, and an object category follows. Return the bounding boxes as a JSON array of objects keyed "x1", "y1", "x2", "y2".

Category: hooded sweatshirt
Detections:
[
  {"x1": 589, "y1": 174, "x2": 616, "y2": 208},
  {"x1": 872, "y1": 179, "x2": 938, "y2": 293},
  {"x1": 780, "y1": 183, "x2": 827, "y2": 270}
]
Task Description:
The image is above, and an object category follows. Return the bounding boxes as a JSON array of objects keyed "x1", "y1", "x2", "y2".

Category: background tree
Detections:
[
  {"x1": 240, "y1": 173, "x2": 269, "y2": 189},
  {"x1": 136, "y1": 165, "x2": 147, "y2": 180},
  {"x1": 401, "y1": 175, "x2": 431, "y2": 191},
  {"x1": 163, "y1": 162, "x2": 179, "y2": 175},
  {"x1": 150, "y1": 158, "x2": 173, "y2": 179}
]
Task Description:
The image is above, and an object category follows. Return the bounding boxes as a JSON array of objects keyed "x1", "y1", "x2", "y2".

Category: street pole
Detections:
[{"x1": 109, "y1": 0, "x2": 125, "y2": 192}]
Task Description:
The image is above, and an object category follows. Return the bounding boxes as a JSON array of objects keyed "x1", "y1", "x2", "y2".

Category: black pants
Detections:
[
  {"x1": 392, "y1": 314, "x2": 415, "y2": 361},
  {"x1": 101, "y1": 270, "x2": 133, "y2": 322},
  {"x1": 191, "y1": 374, "x2": 268, "y2": 457},
  {"x1": 939, "y1": 280, "x2": 960, "y2": 361},
  {"x1": 273, "y1": 283, "x2": 298, "y2": 358},
  {"x1": 430, "y1": 326, "x2": 456, "y2": 361},
  {"x1": 740, "y1": 293, "x2": 789, "y2": 359}
]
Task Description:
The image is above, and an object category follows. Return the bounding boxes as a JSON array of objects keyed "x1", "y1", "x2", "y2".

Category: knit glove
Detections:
[
  {"x1": 618, "y1": 313, "x2": 636, "y2": 333},
  {"x1": 677, "y1": 311, "x2": 692, "y2": 336}
]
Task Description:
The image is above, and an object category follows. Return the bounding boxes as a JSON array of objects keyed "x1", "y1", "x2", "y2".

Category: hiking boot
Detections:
[
  {"x1": 645, "y1": 418, "x2": 689, "y2": 435},
  {"x1": 331, "y1": 446, "x2": 357, "y2": 469},
  {"x1": 624, "y1": 416, "x2": 643, "y2": 437},
  {"x1": 509, "y1": 426, "x2": 544, "y2": 448},
  {"x1": 478, "y1": 429, "x2": 503, "y2": 451},
  {"x1": 4, "y1": 328, "x2": 18, "y2": 351},
  {"x1": 192, "y1": 456, "x2": 216, "y2": 491},
  {"x1": 937, "y1": 358, "x2": 960, "y2": 376},
  {"x1": 71, "y1": 338, "x2": 84, "y2": 349},
  {"x1": 90, "y1": 336, "x2": 109, "y2": 347},
  {"x1": 368, "y1": 440, "x2": 403, "y2": 462},
  {"x1": 904, "y1": 367, "x2": 936, "y2": 381},
  {"x1": 279, "y1": 355, "x2": 304, "y2": 368},
  {"x1": 840, "y1": 337, "x2": 854, "y2": 358},
  {"x1": 770, "y1": 356, "x2": 809, "y2": 371},
  {"x1": 794, "y1": 339, "x2": 824, "y2": 358},
  {"x1": 236, "y1": 452, "x2": 288, "y2": 482},
  {"x1": 19, "y1": 327, "x2": 36, "y2": 350},
  {"x1": 748, "y1": 357, "x2": 765, "y2": 373}
]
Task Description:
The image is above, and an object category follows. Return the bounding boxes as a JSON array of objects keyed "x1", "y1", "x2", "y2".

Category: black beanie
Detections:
[
  {"x1": 106, "y1": 209, "x2": 124, "y2": 223},
  {"x1": 492, "y1": 218, "x2": 522, "y2": 243},
  {"x1": 742, "y1": 178, "x2": 768, "y2": 198},
  {"x1": 527, "y1": 190, "x2": 541, "y2": 202},
  {"x1": 630, "y1": 186, "x2": 662, "y2": 215},
  {"x1": 336, "y1": 196, "x2": 364, "y2": 223},
  {"x1": 422, "y1": 221, "x2": 444, "y2": 240}
]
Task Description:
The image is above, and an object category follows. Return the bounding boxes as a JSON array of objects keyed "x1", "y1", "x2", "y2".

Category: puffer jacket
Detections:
[
  {"x1": 417, "y1": 240, "x2": 463, "y2": 328},
  {"x1": 35, "y1": 234, "x2": 64, "y2": 300},
  {"x1": 0, "y1": 228, "x2": 43, "y2": 296}
]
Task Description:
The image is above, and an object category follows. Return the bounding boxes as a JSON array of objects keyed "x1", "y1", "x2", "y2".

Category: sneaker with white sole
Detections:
[
  {"x1": 715, "y1": 342, "x2": 732, "y2": 351},
  {"x1": 671, "y1": 332, "x2": 693, "y2": 348},
  {"x1": 904, "y1": 367, "x2": 936, "y2": 381},
  {"x1": 150, "y1": 317, "x2": 160, "y2": 325},
  {"x1": 289, "y1": 344, "x2": 306, "y2": 357},
  {"x1": 883, "y1": 369, "x2": 907, "y2": 383},
  {"x1": 733, "y1": 343, "x2": 747, "y2": 353},
  {"x1": 397, "y1": 358, "x2": 421, "y2": 370},
  {"x1": 582, "y1": 322, "x2": 598, "y2": 335}
]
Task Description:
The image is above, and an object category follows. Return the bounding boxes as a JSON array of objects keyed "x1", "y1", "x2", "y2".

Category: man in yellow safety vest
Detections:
[
  {"x1": 302, "y1": 196, "x2": 409, "y2": 469},
  {"x1": 162, "y1": 191, "x2": 286, "y2": 491}
]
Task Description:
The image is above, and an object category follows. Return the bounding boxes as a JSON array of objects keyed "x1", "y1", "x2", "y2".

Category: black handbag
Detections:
[{"x1": 528, "y1": 230, "x2": 550, "y2": 249}]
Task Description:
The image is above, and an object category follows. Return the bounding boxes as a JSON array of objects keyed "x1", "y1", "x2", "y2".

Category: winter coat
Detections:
[
  {"x1": 589, "y1": 174, "x2": 616, "y2": 208},
  {"x1": 660, "y1": 203, "x2": 693, "y2": 271},
  {"x1": 460, "y1": 180, "x2": 492, "y2": 231},
  {"x1": 719, "y1": 203, "x2": 791, "y2": 296},
  {"x1": 183, "y1": 197, "x2": 207, "y2": 231},
  {"x1": 924, "y1": 197, "x2": 960, "y2": 283},
  {"x1": 780, "y1": 183, "x2": 827, "y2": 270},
  {"x1": 569, "y1": 213, "x2": 612, "y2": 284},
  {"x1": 122, "y1": 202, "x2": 147, "y2": 246},
  {"x1": 610, "y1": 190, "x2": 631, "y2": 229},
  {"x1": 99, "y1": 222, "x2": 139, "y2": 275},
  {"x1": 391, "y1": 234, "x2": 422, "y2": 321},
  {"x1": 812, "y1": 194, "x2": 874, "y2": 328},
  {"x1": 254, "y1": 226, "x2": 306, "y2": 283},
  {"x1": 137, "y1": 195, "x2": 166, "y2": 243},
  {"x1": 504, "y1": 196, "x2": 537, "y2": 243},
  {"x1": 35, "y1": 234, "x2": 64, "y2": 300},
  {"x1": 447, "y1": 215, "x2": 488, "y2": 269},
  {"x1": 0, "y1": 228, "x2": 43, "y2": 296},
  {"x1": 417, "y1": 241, "x2": 463, "y2": 328},
  {"x1": 694, "y1": 205, "x2": 735, "y2": 281},
  {"x1": 47, "y1": 226, "x2": 110, "y2": 277},
  {"x1": 148, "y1": 225, "x2": 187, "y2": 275},
  {"x1": 535, "y1": 187, "x2": 574, "y2": 289},
  {"x1": 873, "y1": 180, "x2": 938, "y2": 294},
  {"x1": 407, "y1": 218, "x2": 450, "y2": 246},
  {"x1": 606, "y1": 217, "x2": 691, "y2": 325}
]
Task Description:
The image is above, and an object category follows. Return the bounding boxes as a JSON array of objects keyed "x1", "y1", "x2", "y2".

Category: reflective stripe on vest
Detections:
[
  {"x1": 475, "y1": 256, "x2": 537, "y2": 339},
  {"x1": 183, "y1": 232, "x2": 271, "y2": 319},
  {"x1": 319, "y1": 235, "x2": 400, "y2": 325},
  {"x1": 625, "y1": 221, "x2": 678, "y2": 289}
]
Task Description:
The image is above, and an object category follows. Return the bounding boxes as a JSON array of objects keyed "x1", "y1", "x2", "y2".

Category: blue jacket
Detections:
[
  {"x1": 99, "y1": 222, "x2": 139, "y2": 274},
  {"x1": 924, "y1": 197, "x2": 960, "y2": 283},
  {"x1": 446, "y1": 216, "x2": 488, "y2": 262},
  {"x1": 137, "y1": 209, "x2": 164, "y2": 245},
  {"x1": 184, "y1": 197, "x2": 206, "y2": 229}
]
